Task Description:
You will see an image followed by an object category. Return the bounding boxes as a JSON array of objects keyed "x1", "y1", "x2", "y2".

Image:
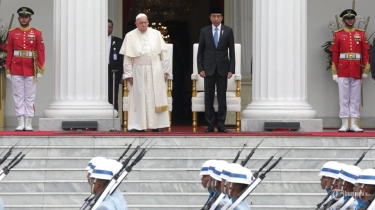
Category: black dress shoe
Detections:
[
  {"x1": 152, "y1": 128, "x2": 163, "y2": 132},
  {"x1": 218, "y1": 126, "x2": 227, "y2": 133},
  {"x1": 130, "y1": 129, "x2": 145, "y2": 132},
  {"x1": 205, "y1": 127, "x2": 214, "y2": 132}
]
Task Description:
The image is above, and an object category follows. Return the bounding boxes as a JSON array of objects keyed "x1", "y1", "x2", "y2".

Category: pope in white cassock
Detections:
[{"x1": 119, "y1": 13, "x2": 170, "y2": 132}]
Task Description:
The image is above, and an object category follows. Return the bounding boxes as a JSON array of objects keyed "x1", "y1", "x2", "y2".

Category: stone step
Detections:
[
  {"x1": 0, "y1": 136, "x2": 373, "y2": 147},
  {"x1": 0, "y1": 180, "x2": 322, "y2": 193},
  {"x1": 1, "y1": 168, "x2": 339, "y2": 181},
  {"x1": 0, "y1": 192, "x2": 324, "y2": 206},
  {"x1": 2, "y1": 146, "x2": 374, "y2": 158},
  {"x1": 1, "y1": 136, "x2": 372, "y2": 210},
  {"x1": 5, "y1": 157, "x2": 375, "y2": 169}
]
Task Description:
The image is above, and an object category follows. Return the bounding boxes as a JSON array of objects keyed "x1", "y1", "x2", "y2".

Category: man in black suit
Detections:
[
  {"x1": 371, "y1": 38, "x2": 375, "y2": 80},
  {"x1": 197, "y1": 7, "x2": 235, "y2": 133},
  {"x1": 108, "y1": 19, "x2": 124, "y2": 111}
]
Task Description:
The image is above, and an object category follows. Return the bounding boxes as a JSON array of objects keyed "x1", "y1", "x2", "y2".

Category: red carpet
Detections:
[{"x1": 0, "y1": 126, "x2": 375, "y2": 137}]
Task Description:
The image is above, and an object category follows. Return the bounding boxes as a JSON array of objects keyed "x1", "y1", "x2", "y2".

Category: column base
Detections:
[
  {"x1": 241, "y1": 119, "x2": 323, "y2": 132},
  {"x1": 39, "y1": 118, "x2": 121, "y2": 131}
]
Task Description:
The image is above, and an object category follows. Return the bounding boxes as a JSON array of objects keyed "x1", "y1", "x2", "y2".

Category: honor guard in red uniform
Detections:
[
  {"x1": 5, "y1": 7, "x2": 45, "y2": 131},
  {"x1": 330, "y1": 9, "x2": 370, "y2": 132}
]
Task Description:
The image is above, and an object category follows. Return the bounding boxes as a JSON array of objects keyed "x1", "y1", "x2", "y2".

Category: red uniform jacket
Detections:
[
  {"x1": 330, "y1": 28, "x2": 370, "y2": 79},
  {"x1": 5, "y1": 26, "x2": 45, "y2": 76}
]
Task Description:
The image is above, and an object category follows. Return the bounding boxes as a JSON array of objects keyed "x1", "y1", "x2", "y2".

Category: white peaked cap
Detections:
[
  {"x1": 86, "y1": 157, "x2": 107, "y2": 173},
  {"x1": 136, "y1": 13, "x2": 147, "y2": 20}
]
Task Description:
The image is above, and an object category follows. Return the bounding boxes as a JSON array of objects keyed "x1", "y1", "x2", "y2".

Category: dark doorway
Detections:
[{"x1": 122, "y1": 0, "x2": 224, "y2": 125}]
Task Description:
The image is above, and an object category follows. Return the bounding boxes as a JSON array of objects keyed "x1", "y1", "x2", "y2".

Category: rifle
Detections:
[
  {"x1": 0, "y1": 144, "x2": 32, "y2": 182},
  {"x1": 240, "y1": 139, "x2": 264, "y2": 166},
  {"x1": 252, "y1": 150, "x2": 279, "y2": 179},
  {"x1": 117, "y1": 138, "x2": 136, "y2": 161},
  {"x1": 89, "y1": 140, "x2": 155, "y2": 210},
  {"x1": 222, "y1": 150, "x2": 290, "y2": 210},
  {"x1": 316, "y1": 191, "x2": 333, "y2": 210},
  {"x1": 0, "y1": 139, "x2": 21, "y2": 166},
  {"x1": 201, "y1": 190, "x2": 219, "y2": 210},
  {"x1": 209, "y1": 193, "x2": 226, "y2": 210},
  {"x1": 232, "y1": 142, "x2": 247, "y2": 163},
  {"x1": 321, "y1": 192, "x2": 343, "y2": 210},
  {"x1": 354, "y1": 143, "x2": 374, "y2": 166}
]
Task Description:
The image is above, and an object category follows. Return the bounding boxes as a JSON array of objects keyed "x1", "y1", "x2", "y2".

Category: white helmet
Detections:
[
  {"x1": 220, "y1": 163, "x2": 238, "y2": 181},
  {"x1": 211, "y1": 160, "x2": 229, "y2": 181},
  {"x1": 338, "y1": 165, "x2": 362, "y2": 184},
  {"x1": 199, "y1": 160, "x2": 217, "y2": 176},
  {"x1": 325, "y1": 162, "x2": 347, "y2": 179},
  {"x1": 318, "y1": 161, "x2": 339, "y2": 177},
  {"x1": 226, "y1": 164, "x2": 253, "y2": 185},
  {"x1": 85, "y1": 157, "x2": 107, "y2": 173},
  {"x1": 90, "y1": 159, "x2": 122, "y2": 180},
  {"x1": 356, "y1": 169, "x2": 375, "y2": 185},
  {"x1": 105, "y1": 159, "x2": 123, "y2": 175}
]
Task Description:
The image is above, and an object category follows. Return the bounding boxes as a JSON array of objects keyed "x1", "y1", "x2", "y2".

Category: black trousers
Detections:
[
  {"x1": 204, "y1": 68, "x2": 228, "y2": 128},
  {"x1": 108, "y1": 66, "x2": 121, "y2": 111}
]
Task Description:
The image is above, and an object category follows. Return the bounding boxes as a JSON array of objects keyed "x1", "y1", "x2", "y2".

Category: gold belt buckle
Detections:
[
  {"x1": 348, "y1": 53, "x2": 353, "y2": 59},
  {"x1": 21, "y1": 51, "x2": 27, "y2": 57}
]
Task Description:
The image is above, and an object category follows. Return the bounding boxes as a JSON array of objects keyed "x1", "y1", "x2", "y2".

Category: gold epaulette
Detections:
[
  {"x1": 8, "y1": 28, "x2": 16, "y2": 32},
  {"x1": 334, "y1": 29, "x2": 343, "y2": 33},
  {"x1": 33, "y1": 28, "x2": 42, "y2": 32},
  {"x1": 357, "y1": 29, "x2": 365, "y2": 32}
]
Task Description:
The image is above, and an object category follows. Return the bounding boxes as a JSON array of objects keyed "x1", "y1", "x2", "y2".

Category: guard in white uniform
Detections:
[
  {"x1": 225, "y1": 164, "x2": 253, "y2": 210},
  {"x1": 90, "y1": 159, "x2": 128, "y2": 210}
]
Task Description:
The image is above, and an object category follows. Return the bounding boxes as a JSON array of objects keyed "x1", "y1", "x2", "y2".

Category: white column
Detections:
[
  {"x1": 41, "y1": 0, "x2": 119, "y2": 130},
  {"x1": 242, "y1": 0, "x2": 321, "y2": 131},
  {"x1": 230, "y1": 0, "x2": 252, "y2": 77}
]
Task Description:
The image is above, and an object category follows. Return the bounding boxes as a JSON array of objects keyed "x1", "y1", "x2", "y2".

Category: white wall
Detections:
[
  {"x1": 0, "y1": 0, "x2": 54, "y2": 126},
  {"x1": 307, "y1": 0, "x2": 375, "y2": 127}
]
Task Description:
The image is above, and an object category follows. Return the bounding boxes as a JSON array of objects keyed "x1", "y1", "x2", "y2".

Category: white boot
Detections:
[
  {"x1": 25, "y1": 117, "x2": 33, "y2": 131},
  {"x1": 338, "y1": 118, "x2": 349, "y2": 132},
  {"x1": 15, "y1": 116, "x2": 25, "y2": 131},
  {"x1": 350, "y1": 118, "x2": 363, "y2": 132}
]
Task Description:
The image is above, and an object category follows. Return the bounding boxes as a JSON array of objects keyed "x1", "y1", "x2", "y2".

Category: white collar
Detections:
[{"x1": 212, "y1": 24, "x2": 222, "y2": 31}]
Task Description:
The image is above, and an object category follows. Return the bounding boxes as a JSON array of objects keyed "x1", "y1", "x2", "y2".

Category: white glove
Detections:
[
  {"x1": 37, "y1": 73, "x2": 42, "y2": 78},
  {"x1": 362, "y1": 73, "x2": 368, "y2": 79},
  {"x1": 332, "y1": 75, "x2": 338, "y2": 83},
  {"x1": 6, "y1": 74, "x2": 11, "y2": 81}
]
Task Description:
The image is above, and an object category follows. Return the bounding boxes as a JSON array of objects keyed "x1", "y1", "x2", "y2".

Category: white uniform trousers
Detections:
[
  {"x1": 338, "y1": 77, "x2": 361, "y2": 119},
  {"x1": 11, "y1": 76, "x2": 36, "y2": 117}
]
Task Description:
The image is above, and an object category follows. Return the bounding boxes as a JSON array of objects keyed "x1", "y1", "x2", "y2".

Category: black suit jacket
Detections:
[
  {"x1": 197, "y1": 24, "x2": 235, "y2": 77},
  {"x1": 371, "y1": 38, "x2": 375, "y2": 79},
  {"x1": 109, "y1": 36, "x2": 124, "y2": 83}
]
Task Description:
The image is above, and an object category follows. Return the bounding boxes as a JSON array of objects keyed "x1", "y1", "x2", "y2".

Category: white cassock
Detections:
[{"x1": 119, "y1": 28, "x2": 170, "y2": 130}]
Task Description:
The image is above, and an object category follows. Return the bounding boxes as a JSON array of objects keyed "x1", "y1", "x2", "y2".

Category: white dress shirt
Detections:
[{"x1": 107, "y1": 35, "x2": 111, "y2": 64}]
